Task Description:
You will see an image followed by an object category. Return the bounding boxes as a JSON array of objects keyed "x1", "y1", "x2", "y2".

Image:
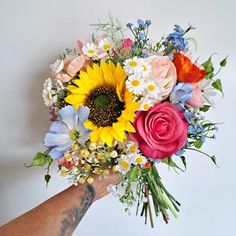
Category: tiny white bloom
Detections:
[
  {"x1": 126, "y1": 75, "x2": 145, "y2": 95},
  {"x1": 56, "y1": 80, "x2": 64, "y2": 90},
  {"x1": 124, "y1": 57, "x2": 143, "y2": 75},
  {"x1": 98, "y1": 37, "x2": 113, "y2": 51},
  {"x1": 117, "y1": 155, "x2": 131, "y2": 174},
  {"x1": 131, "y1": 154, "x2": 147, "y2": 166},
  {"x1": 146, "y1": 81, "x2": 162, "y2": 100},
  {"x1": 139, "y1": 61, "x2": 152, "y2": 78},
  {"x1": 50, "y1": 59, "x2": 64, "y2": 73},
  {"x1": 126, "y1": 141, "x2": 139, "y2": 154},
  {"x1": 42, "y1": 89, "x2": 57, "y2": 107},
  {"x1": 139, "y1": 97, "x2": 154, "y2": 111},
  {"x1": 43, "y1": 78, "x2": 53, "y2": 91},
  {"x1": 110, "y1": 150, "x2": 118, "y2": 158},
  {"x1": 200, "y1": 79, "x2": 217, "y2": 106},
  {"x1": 82, "y1": 42, "x2": 98, "y2": 58}
]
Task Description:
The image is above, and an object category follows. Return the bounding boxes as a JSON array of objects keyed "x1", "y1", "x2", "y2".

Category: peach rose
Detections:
[{"x1": 148, "y1": 55, "x2": 177, "y2": 99}]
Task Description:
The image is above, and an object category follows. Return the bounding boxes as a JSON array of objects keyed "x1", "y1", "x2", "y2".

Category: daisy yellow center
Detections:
[
  {"x1": 135, "y1": 156, "x2": 143, "y2": 164},
  {"x1": 130, "y1": 145, "x2": 137, "y2": 153},
  {"x1": 69, "y1": 129, "x2": 79, "y2": 140},
  {"x1": 143, "y1": 65, "x2": 147, "y2": 71},
  {"x1": 88, "y1": 49, "x2": 95, "y2": 55},
  {"x1": 120, "y1": 160, "x2": 129, "y2": 169},
  {"x1": 131, "y1": 79, "x2": 140, "y2": 87},
  {"x1": 103, "y1": 44, "x2": 110, "y2": 50},
  {"x1": 148, "y1": 84, "x2": 155, "y2": 92},
  {"x1": 143, "y1": 104, "x2": 150, "y2": 110},
  {"x1": 130, "y1": 61, "x2": 138, "y2": 67},
  {"x1": 86, "y1": 87, "x2": 124, "y2": 127}
]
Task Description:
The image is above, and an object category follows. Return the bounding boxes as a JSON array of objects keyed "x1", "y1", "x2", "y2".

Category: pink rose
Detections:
[
  {"x1": 187, "y1": 83, "x2": 204, "y2": 108},
  {"x1": 129, "y1": 102, "x2": 188, "y2": 159},
  {"x1": 119, "y1": 38, "x2": 133, "y2": 56},
  {"x1": 148, "y1": 55, "x2": 177, "y2": 99},
  {"x1": 51, "y1": 55, "x2": 88, "y2": 82}
]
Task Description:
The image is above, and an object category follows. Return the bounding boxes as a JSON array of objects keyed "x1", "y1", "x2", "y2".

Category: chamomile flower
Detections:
[
  {"x1": 131, "y1": 154, "x2": 147, "y2": 166},
  {"x1": 98, "y1": 37, "x2": 113, "y2": 52},
  {"x1": 117, "y1": 155, "x2": 131, "y2": 174},
  {"x1": 146, "y1": 81, "x2": 162, "y2": 100},
  {"x1": 82, "y1": 42, "x2": 99, "y2": 58},
  {"x1": 126, "y1": 141, "x2": 139, "y2": 154},
  {"x1": 124, "y1": 57, "x2": 143, "y2": 75},
  {"x1": 139, "y1": 97, "x2": 154, "y2": 111},
  {"x1": 42, "y1": 78, "x2": 56, "y2": 106},
  {"x1": 140, "y1": 61, "x2": 152, "y2": 78},
  {"x1": 125, "y1": 75, "x2": 145, "y2": 95}
]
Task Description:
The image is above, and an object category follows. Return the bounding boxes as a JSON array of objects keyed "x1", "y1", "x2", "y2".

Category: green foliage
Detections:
[
  {"x1": 220, "y1": 56, "x2": 228, "y2": 67},
  {"x1": 200, "y1": 105, "x2": 211, "y2": 112},
  {"x1": 193, "y1": 140, "x2": 203, "y2": 149},
  {"x1": 161, "y1": 157, "x2": 184, "y2": 172},
  {"x1": 25, "y1": 152, "x2": 52, "y2": 167},
  {"x1": 212, "y1": 79, "x2": 223, "y2": 93},
  {"x1": 202, "y1": 55, "x2": 215, "y2": 79}
]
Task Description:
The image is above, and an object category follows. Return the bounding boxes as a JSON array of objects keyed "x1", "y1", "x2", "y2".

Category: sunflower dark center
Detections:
[{"x1": 86, "y1": 87, "x2": 125, "y2": 127}]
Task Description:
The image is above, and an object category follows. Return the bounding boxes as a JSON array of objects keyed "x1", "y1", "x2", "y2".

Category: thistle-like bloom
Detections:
[{"x1": 44, "y1": 105, "x2": 91, "y2": 160}]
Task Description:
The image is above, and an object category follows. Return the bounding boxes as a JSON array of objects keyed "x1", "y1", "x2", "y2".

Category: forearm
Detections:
[{"x1": 0, "y1": 184, "x2": 95, "y2": 236}]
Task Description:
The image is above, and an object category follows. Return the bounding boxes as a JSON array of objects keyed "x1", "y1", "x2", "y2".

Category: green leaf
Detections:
[
  {"x1": 202, "y1": 56, "x2": 215, "y2": 79},
  {"x1": 210, "y1": 155, "x2": 218, "y2": 166},
  {"x1": 180, "y1": 156, "x2": 187, "y2": 170},
  {"x1": 161, "y1": 157, "x2": 183, "y2": 171},
  {"x1": 193, "y1": 140, "x2": 203, "y2": 149},
  {"x1": 212, "y1": 79, "x2": 223, "y2": 93},
  {"x1": 220, "y1": 56, "x2": 228, "y2": 67},
  {"x1": 200, "y1": 105, "x2": 211, "y2": 112},
  {"x1": 45, "y1": 174, "x2": 51, "y2": 184},
  {"x1": 25, "y1": 152, "x2": 53, "y2": 167},
  {"x1": 129, "y1": 165, "x2": 140, "y2": 182}
]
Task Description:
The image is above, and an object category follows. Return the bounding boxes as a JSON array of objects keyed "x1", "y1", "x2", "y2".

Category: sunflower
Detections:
[{"x1": 65, "y1": 61, "x2": 140, "y2": 146}]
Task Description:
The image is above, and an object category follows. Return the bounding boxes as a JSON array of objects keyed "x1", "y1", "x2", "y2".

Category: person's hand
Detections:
[{"x1": 91, "y1": 171, "x2": 122, "y2": 201}]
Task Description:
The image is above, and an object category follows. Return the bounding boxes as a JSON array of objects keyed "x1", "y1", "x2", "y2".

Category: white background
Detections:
[{"x1": 0, "y1": 0, "x2": 235, "y2": 235}]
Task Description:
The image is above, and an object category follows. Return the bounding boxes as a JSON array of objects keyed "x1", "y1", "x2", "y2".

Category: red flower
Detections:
[{"x1": 173, "y1": 52, "x2": 206, "y2": 83}]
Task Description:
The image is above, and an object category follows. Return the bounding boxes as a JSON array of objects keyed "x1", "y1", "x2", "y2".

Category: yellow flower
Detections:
[{"x1": 65, "y1": 61, "x2": 139, "y2": 146}]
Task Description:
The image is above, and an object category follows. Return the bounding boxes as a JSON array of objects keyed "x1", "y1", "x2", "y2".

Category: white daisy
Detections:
[
  {"x1": 98, "y1": 37, "x2": 113, "y2": 52},
  {"x1": 200, "y1": 79, "x2": 217, "y2": 106},
  {"x1": 50, "y1": 59, "x2": 64, "y2": 73},
  {"x1": 43, "y1": 78, "x2": 53, "y2": 91},
  {"x1": 117, "y1": 155, "x2": 131, "y2": 174},
  {"x1": 82, "y1": 42, "x2": 99, "y2": 58},
  {"x1": 139, "y1": 97, "x2": 154, "y2": 111},
  {"x1": 124, "y1": 57, "x2": 143, "y2": 75},
  {"x1": 126, "y1": 141, "x2": 139, "y2": 154},
  {"x1": 139, "y1": 61, "x2": 152, "y2": 78},
  {"x1": 42, "y1": 88, "x2": 57, "y2": 107},
  {"x1": 125, "y1": 75, "x2": 145, "y2": 95},
  {"x1": 131, "y1": 154, "x2": 147, "y2": 166},
  {"x1": 146, "y1": 81, "x2": 162, "y2": 100}
]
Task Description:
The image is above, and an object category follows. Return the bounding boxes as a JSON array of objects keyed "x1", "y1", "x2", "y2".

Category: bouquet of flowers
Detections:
[{"x1": 27, "y1": 17, "x2": 227, "y2": 227}]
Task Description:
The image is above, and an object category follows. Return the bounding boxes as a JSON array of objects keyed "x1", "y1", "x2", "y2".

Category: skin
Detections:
[{"x1": 0, "y1": 172, "x2": 121, "y2": 236}]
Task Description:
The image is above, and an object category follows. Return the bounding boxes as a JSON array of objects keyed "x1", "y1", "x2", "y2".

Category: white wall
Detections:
[{"x1": 0, "y1": 0, "x2": 235, "y2": 235}]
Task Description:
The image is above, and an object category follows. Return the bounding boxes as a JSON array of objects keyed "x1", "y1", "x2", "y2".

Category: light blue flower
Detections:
[
  {"x1": 163, "y1": 25, "x2": 190, "y2": 53},
  {"x1": 44, "y1": 105, "x2": 91, "y2": 160},
  {"x1": 170, "y1": 83, "x2": 193, "y2": 110},
  {"x1": 137, "y1": 19, "x2": 146, "y2": 29},
  {"x1": 145, "y1": 20, "x2": 151, "y2": 26}
]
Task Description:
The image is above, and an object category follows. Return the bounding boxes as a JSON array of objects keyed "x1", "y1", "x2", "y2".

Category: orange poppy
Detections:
[{"x1": 173, "y1": 52, "x2": 206, "y2": 83}]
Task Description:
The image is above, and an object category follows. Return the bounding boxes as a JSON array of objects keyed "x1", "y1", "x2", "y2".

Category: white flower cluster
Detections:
[
  {"x1": 124, "y1": 57, "x2": 162, "y2": 111},
  {"x1": 82, "y1": 37, "x2": 113, "y2": 60},
  {"x1": 116, "y1": 141, "x2": 148, "y2": 174}
]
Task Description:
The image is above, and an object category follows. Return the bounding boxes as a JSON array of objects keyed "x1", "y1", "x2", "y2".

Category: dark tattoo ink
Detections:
[{"x1": 59, "y1": 184, "x2": 95, "y2": 236}]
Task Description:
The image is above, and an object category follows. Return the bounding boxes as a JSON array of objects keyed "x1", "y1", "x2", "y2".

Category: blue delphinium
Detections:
[
  {"x1": 163, "y1": 24, "x2": 190, "y2": 53},
  {"x1": 44, "y1": 105, "x2": 91, "y2": 160},
  {"x1": 170, "y1": 83, "x2": 193, "y2": 110}
]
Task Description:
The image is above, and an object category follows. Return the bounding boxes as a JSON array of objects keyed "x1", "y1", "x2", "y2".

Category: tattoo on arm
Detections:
[{"x1": 59, "y1": 184, "x2": 95, "y2": 236}]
